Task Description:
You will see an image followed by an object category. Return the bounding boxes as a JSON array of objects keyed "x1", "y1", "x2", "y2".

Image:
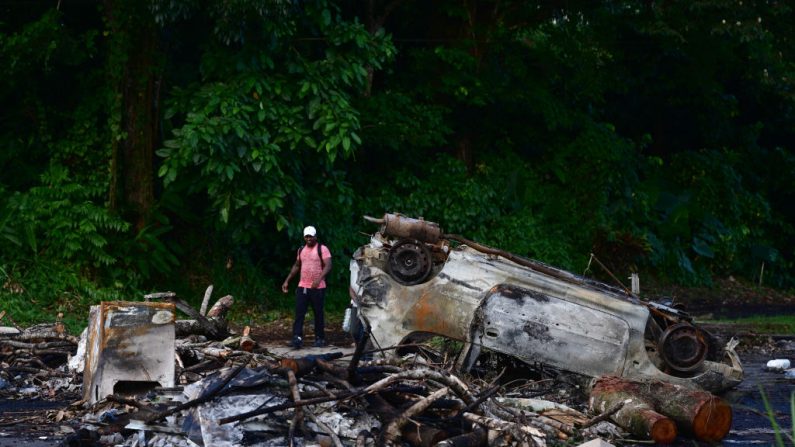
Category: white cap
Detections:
[{"x1": 303, "y1": 226, "x2": 317, "y2": 237}]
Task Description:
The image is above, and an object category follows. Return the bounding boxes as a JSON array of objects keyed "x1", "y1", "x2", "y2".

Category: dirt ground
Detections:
[
  {"x1": 644, "y1": 276, "x2": 795, "y2": 313},
  {"x1": 246, "y1": 316, "x2": 353, "y2": 348}
]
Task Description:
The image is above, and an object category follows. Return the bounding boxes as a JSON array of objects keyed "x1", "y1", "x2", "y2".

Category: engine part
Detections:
[{"x1": 364, "y1": 213, "x2": 442, "y2": 244}]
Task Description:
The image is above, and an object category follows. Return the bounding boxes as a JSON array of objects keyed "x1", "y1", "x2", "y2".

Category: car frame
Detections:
[{"x1": 349, "y1": 214, "x2": 743, "y2": 393}]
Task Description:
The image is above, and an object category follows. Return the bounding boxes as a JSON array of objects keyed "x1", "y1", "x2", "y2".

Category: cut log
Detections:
[
  {"x1": 590, "y1": 376, "x2": 732, "y2": 443},
  {"x1": 641, "y1": 379, "x2": 732, "y2": 442},
  {"x1": 206, "y1": 295, "x2": 234, "y2": 319},
  {"x1": 589, "y1": 377, "x2": 677, "y2": 444},
  {"x1": 239, "y1": 326, "x2": 255, "y2": 352}
]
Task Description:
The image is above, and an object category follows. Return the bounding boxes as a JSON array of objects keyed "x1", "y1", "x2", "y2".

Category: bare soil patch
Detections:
[{"x1": 245, "y1": 316, "x2": 353, "y2": 348}]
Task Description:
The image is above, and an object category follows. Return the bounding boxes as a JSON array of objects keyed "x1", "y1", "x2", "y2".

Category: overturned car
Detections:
[{"x1": 349, "y1": 213, "x2": 743, "y2": 393}]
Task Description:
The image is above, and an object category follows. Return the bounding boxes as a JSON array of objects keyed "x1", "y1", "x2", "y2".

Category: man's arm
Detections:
[
  {"x1": 281, "y1": 258, "x2": 301, "y2": 293},
  {"x1": 311, "y1": 257, "x2": 332, "y2": 289}
]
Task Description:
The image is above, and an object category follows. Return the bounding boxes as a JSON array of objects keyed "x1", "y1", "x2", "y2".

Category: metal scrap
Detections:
[{"x1": 350, "y1": 213, "x2": 744, "y2": 394}]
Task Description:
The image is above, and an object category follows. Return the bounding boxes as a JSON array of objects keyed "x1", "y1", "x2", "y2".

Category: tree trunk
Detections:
[
  {"x1": 106, "y1": 0, "x2": 162, "y2": 231},
  {"x1": 363, "y1": 0, "x2": 404, "y2": 97}
]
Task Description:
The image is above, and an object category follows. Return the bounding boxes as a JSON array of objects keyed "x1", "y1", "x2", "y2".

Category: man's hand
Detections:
[
  {"x1": 281, "y1": 282, "x2": 289, "y2": 293},
  {"x1": 311, "y1": 279, "x2": 321, "y2": 289}
]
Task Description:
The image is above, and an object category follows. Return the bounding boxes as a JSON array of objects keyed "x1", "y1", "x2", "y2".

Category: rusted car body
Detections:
[{"x1": 349, "y1": 214, "x2": 743, "y2": 393}]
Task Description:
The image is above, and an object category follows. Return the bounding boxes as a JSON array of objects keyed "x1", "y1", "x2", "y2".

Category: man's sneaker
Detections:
[
  {"x1": 287, "y1": 336, "x2": 302, "y2": 349},
  {"x1": 313, "y1": 338, "x2": 327, "y2": 348}
]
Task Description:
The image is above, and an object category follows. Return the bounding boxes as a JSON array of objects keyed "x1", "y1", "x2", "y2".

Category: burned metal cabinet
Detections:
[
  {"x1": 83, "y1": 301, "x2": 176, "y2": 404},
  {"x1": 350, "y1": 214, "x2": 744, "y2": 393}
]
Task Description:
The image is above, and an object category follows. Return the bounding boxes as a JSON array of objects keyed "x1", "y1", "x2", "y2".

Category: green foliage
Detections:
[
  {"x1": 10, "y1": 165, "x2": 129, "y2": 267},
  {"x1": 157, "y1": 0, "x2": 395, "y2": 244},
  {"x1": 0, "y1": 261, "x2": 133, "y2": 334},
  {"x1": 759, "y1": 387, "x2": 795, "y2": 447},
  {"x1": 124, "y1": 211, "x2": 181, "y2": 283},
  {"x1": 627, "y1": 149, "x2": 781, "y2": 284},
  {"x1": 1, "y1": 0, "x2": 795, "y2": 329},
  {"x1": 359, "y1": 153, "x2": 577, "y2": 269},
  {"x1": 356, "y1": 90, "x2": 451, "y2": 151}
]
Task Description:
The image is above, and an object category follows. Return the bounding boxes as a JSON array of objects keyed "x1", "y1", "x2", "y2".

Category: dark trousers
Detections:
[{"x1": 293, "y1": 287, "x2": 325, "y2": 340}]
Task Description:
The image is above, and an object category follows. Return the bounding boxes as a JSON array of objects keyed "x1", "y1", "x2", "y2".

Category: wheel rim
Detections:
[
  {"x1": 657, "y1": 322, "x2": 708, "y2": 373},
  {"x1": 387, "y1": 239, "x2": 433, "y2": 285}
]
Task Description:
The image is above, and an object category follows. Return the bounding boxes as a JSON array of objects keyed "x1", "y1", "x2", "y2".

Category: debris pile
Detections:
[
  {"x1": 1, "y1": 291, "x2": 736, "y2": 447},
  {"x1": 66, "y1": 343, "x2": 627, "y2": 447},
  {"x1": 0, "y1": 318, "x2": 80, "y2": 398}
]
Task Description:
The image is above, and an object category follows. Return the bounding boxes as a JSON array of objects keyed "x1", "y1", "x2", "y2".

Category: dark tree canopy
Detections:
[{"x1": 1, "y1": 0, "x2": 793, "y2": 325}]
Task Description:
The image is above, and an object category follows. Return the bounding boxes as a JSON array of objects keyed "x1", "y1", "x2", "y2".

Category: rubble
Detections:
[
  {"x1": 0, "y1": 221, "x2": 748, "y2": 447},
  {"x1": 0, "y1": 317, "x2": 737, "y2": 447},
  {"x1": 2, "y1": 307, "x2": 635, "y2": 446}
]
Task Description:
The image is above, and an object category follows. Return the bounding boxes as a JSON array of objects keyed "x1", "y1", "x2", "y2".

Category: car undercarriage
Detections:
[{"x1": 349, "y1": 213, "x2": 743, "y2": 393}]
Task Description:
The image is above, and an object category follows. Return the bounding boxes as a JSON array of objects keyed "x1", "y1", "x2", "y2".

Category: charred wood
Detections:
[
  {"x1": 145, "y1": 356, "x2": 249, "y2": 423},
  {"x1": 434, "y1": 427, "x2": 488, "y2": 447},
  {"x1": 381, "y1": 386, "x2": 449, "y2": 445},
  {"x1": 463, "y1": 412, "x2": 546, "y2": 446}
]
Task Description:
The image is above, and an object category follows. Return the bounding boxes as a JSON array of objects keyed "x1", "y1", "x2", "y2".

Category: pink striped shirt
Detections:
[{"x1": 298, "y1": 244, "x2": 331, "y2": 289}]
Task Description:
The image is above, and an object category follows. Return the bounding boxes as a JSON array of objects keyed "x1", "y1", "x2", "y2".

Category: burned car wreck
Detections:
[{"x1": 350, "y1": 214, "x2": 743, "y2": 393}]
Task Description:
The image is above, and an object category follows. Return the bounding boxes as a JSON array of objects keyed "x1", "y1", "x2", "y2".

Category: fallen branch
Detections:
[
  {"x1": 206, "y1": 295, "x2": 234, "y2": 319},
  {"x1": 363, "y1": 367, "x2": 475, "y2": 406},
  {"x1": 219, "y1": 390, "x2": 360, "y2": 425},
  {"x1": 456, "y1": 384, "x2": 501, "y2": 417},
  {"x1": 382, "y1": 386, "x2": 449, "y2": 445},
  {"x1": 199, "y1": 285, "x2": 213, "y2": 316},
  {"x1": 581, "y1": 400, "x2": 625, "y2": 428},
  {"x1": 164, "y1": 295, "x2": 226, "y2": 339},
  {"x1": 286, "y1": 369, "x2": 303, "y2": 447},
  {"x1": 6, "y1": 365, "x2": 70, "y2": 377},
  {"x1": 463, "y1": 412, "x2": 546, "y2": 446},
  {"x1": 8, "y1": 333, "x2": 79, "y2": 344},
  {"x1": 305, "y1": 410, "x2": 344, "y2": 447},
  {"x1": 1, "y1": 340, "x2": 76, "y2": 349}
]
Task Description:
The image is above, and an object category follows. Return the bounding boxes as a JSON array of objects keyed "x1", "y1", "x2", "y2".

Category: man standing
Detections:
[{"x1": 281, "y1": 225, "x2": 332, "y2": 348}]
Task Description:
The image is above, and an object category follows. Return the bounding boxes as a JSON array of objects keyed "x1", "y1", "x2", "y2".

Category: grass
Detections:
[
  {"x1": 760, "y1": 387, "x2": 795, "y2": 447},
  {"x1": 0, "y1": 249, "x2": 354, "y2": 334},
  {"x1": 1, "y1": 277, "x2": 348, "y2": 337},
  {"x1": 1, "y1": 261, "x2": 132, "y2": 333},
  {"x1": 702, "y1": 314, "x2": 795, "y2": 334}
]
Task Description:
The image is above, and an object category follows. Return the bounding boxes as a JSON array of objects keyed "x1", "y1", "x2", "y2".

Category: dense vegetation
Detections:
[{"x1": 2, "y1": 0, "x2": 793, "y2": 329}]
